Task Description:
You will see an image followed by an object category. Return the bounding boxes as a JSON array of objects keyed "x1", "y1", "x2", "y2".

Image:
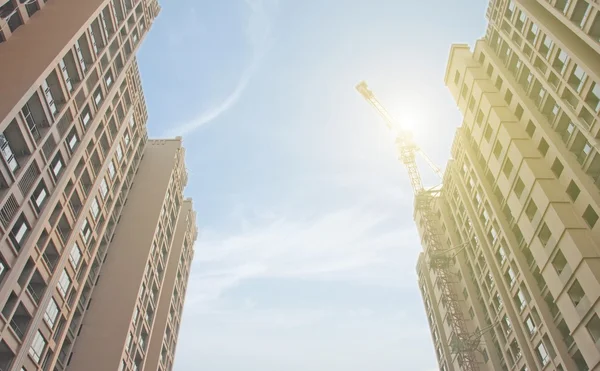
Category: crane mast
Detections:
[{"x1": 356, "y1": 81, "x2": 481, "y2": 371}]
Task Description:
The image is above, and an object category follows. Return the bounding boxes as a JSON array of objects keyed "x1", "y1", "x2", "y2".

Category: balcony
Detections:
[
  {"x1": 42, "y1": 240, "x2": 59, "y2": 273},
  {"x1": 9, "y1": 303, "x2": 31, "y2": 340},
  {"x1": 0, "y1": 340, "x2": 15, "y2": 371},
  {"x1": 41, "y1": 71, "x2": 66, "y2": 120},
  {"x1": 2, "y1": 119, "x2": 31, "y2": 173},
  {"x1": 570, "y1": 0, "x2": 591, "y2": 29},
  {"x1": 56, "y1": 215, "x2": 72, "y2": 244},
  {"x1": 0, "y1": 1, "x2": 22, "y2": 33},
  {"x1": 27, "y1": 270, "x2": 46, "y2": 304}
]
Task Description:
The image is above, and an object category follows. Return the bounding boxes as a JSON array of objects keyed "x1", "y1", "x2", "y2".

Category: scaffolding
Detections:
[{"x1": 356, "y1": 81, "x2": 480, "y2": 370}]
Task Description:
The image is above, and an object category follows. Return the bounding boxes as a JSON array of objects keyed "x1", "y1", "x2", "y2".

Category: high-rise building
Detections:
[
  {"x1": 0, "y1": 1, "x2": 197, "y2": 371},
  {"x1": 418, "y1": 1, "x2": 600, "y2": 371},
  {"x1": 69, "y1": 139, "x2": 197, "y2": 371}
]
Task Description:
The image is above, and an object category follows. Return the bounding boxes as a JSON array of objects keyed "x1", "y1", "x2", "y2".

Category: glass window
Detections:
[
  {"x1": 11, "y1": 214, "x2": 30, "y2": 247},
  {"x1": 108, "y1": 160, "x2": 116, "y2": 179},
  {"x1": 90, "y1": 197, "x2": 100, "y2": 219},
  {"x1": 80, "y1": 105, "x2": 92, "y2": 126},
  {"x1": 69, "y1": 243, "x2": 82, "y2": 268},
  {"x1": 100, "y1": 178, "x2": 109, "y2": 199},
  {"x1": 536, "y1": 342, "x2": 549, "y2": 366},
  {"x1": 67, "y1": 129, "x2": 79, "y2": 151},
  {"x1": 525, "y1": 315, "x2": 536, "y2": 335},
  {"x1": 58, "y1": 269, "x2": 71, "y2": 297},
  {"x1": 31, "y1": 181, "x2": 48, "y2": 212},
  {"x1": 94, "y1": 87, "x2": 103, "y2": 106},
  {"x1": 587, "y1": 313, "x2": 600, "y2": 343},
  {"x1": 44, "y1": 298, "x2": 59, "y2": 328},
  {"x1": 29, "y1": 331, "x2": 47, "y2": 363},
  {"x1": 51, "y1": 153, "x2": 65, "y2": 178},
  {"x1": 80, "y1": 218, "x2": 92, "y2": 243},
  {"x1": 124, "y1": 132, "x2": 130, "y2": 146},
  {"x1": 105, "y1": 71, "x2": 113, "y2": 88},
  {"x1": 116, "y1": 145, "x2": 123, "y2": 162}
]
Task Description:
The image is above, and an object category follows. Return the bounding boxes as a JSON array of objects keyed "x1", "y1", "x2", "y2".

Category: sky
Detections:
[{"x1": 137, "y1": 1, "x2": 487, "y2": 370}]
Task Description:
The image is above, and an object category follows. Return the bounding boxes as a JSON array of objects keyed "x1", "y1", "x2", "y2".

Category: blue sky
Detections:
[{"x1": 137, "y1": 1, "x2": 487, "y2": 370}]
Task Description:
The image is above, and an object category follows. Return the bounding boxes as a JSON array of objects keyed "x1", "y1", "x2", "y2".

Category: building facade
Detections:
[
  {"x1": 418, "y1": 0, "x2": 600, "y2": 370},
  {"x1": 69, "y1": 139, "x2": 197, "y2": 371},
  {"x1": 0, "y1": 1, "x2": 197, "y2": 371}
]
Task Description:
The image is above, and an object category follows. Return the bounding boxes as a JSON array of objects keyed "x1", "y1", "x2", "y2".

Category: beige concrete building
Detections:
[
  {"x1": 69, "y1": 139, "x2": 197, "y2": 371},
  {"x1": 418, "y1": 0, "x2": 600, "y2": 370},
  {"x1": 0, "y1": 1, "x2": 197, "y2": 370}
]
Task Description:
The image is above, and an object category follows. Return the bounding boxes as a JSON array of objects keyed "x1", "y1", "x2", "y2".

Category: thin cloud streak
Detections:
[
  {"x1": 166, "y1": 0, "x2": 275, "y2": 137},
  {"x1": 184, "y1": 204, "x2": 421, "y2": 307}
]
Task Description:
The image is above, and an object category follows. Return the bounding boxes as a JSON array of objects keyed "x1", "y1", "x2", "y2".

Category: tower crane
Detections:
[{"x1": 355, "y1": 81, "x2": 481, "y2": 371}]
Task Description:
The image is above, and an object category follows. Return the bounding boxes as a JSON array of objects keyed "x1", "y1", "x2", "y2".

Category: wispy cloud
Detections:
[
  {"x1": 166, "y1": 0, "x2": 276, "y2": 137},
  {"x1": 185, "y1": 203, "x2": 420, "y2": 307}
]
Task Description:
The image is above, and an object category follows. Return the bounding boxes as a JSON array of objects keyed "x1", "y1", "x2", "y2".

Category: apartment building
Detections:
[
  {"x1": 69, "y1": 139, "x2": 197, "y2": 371},
  {"x1": 0, "y1": 0, "x2": 198, "y2": 370},
  {"x1": 418, "y1": 0, "x2": 600, "y2": 370}
]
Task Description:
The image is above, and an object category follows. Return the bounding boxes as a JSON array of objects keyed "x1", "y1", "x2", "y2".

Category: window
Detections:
[
  {"x1": 484, "y1": 124, "x2": 493, "y2": 141},
  {"x1": 69, "y1": 243, "x2": 82, "y2": 268},
  {"x1": 10, "y1": 214, "x2": 30, "y2": 248},
  {"x1": 497, "y1": 245, "x2": 507, "y2": 265},
  {"x1": 587, "y1": 313, "x2": 600, "y2": 343},
  {"x1": 29, "y1": 331, "x2": 47, "y2": 363},
  {"x1": 514, "y1": 177, "x2": 525, "y2": 198},
  {"x1": 99, "y1": 178, "x2": 108, "y2": 199},
  {"x1": 538, "y1": 138, "x2": 549, "y2": 155},
  {"x1": 108, "y1": 160, "x2": 116, "y2": 179},
  {"x1": 31, "y1": 181, "x2": 48, "y2": 212},
  {"x1": 454, "y1": 71, "x2": 461, "y2": 85},
  {"x1": 526, "y1": 120, "x2": 536, "y2": 137},
  {"x1": 476, "y1": 109, "x2": 485, "y2": 126},
  {"x1": 80, "y1": 104, "x2": 92, "y2": 126},
  {"x1": 505, "y1": 89, "x2": 513, "y2": 104},
  {"x1": 583, "y1": 205, "x2": 598, "y2": 228},
  {"x1": 0, "y1": 258, "x2": 6, "y2": 282},
  {"x1": 57, "y1": 270, "x2": 71, "y2": 297},
  {"x1": 525, "y1": 200, "x2": 538, "y2": 221},
  {"x1": 129, "y1": 116, "x2": 135, "y2": 128},
  {"x1": 535, "y1": 342, "x2": 550, "y2": 366},
  {"x1": 80, "y1": 218, "x2": 92, "y2": 243},
  {"x1": 124, "y1": 132, "x2": 130, "y2": 146},
  {"x1": 568, "y1": 280, "x2": 586, "y2": 306},
  {"x1": 44, "y1": 298, "x2": 59, "y2": 328},
  {"x1": 468, "y1": 97, "x2": 475, "y2": 112},
  {"x1": 551, "y1": 159, "x2": 564, "y2": 177},
  {"x1": 116, "y1": 144, "x2": 123, "y2": 162},
  {"x1": 461, "y1": 83, "x2": 469, "y2": 99},
  {"x1": 506, "y1": 267, "x2": 517, "y2": 287},
  {"x1": 515, "y1": 104, "x2": 523, "y2": 119},
  {"x1": 67, "y1": 129, "x2": 79, "y2": 152},
  {"x1": 495, "y1": 76, "x2": 502, "y2": 90},
  {"x1": 93, "y1": 87, "x2": 103, "y2": 106},
  {"x1": 552, "y1": 249, "x2": 568, "y2": 275},
  {"x1": 515, "y1": 289, "x2": 527, "y2": 310},
  {"x1": 493, "y1": 141, "x2": 503, "y2": 159},
  {"x1": 51, "y1": 153, "x2": 65, "y2": 178},
  {"x1": 557, "y1": 181, "x2": 577, "y2": 203},
  {"x1": 538, "y1": 223, "x2": 551, "y2": 246},
  {"x1": 105, "y1": 70, "x2": 113, "y2": 88},
  {"x1": 554, "y1": 49, "x2": 569, "y2": 75},
  {"x1": 503, "y1": 158, "x2": 513, "y2": 177},
  {"x1": 525, "y1": 315, "x2": 536, "y2": 335},
  {"x1": 90, "y1": 197, "x2": 100, "y2": 220},
  {"x1": 569, "y1": 65, "x2": 587, "y2": 93}
]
